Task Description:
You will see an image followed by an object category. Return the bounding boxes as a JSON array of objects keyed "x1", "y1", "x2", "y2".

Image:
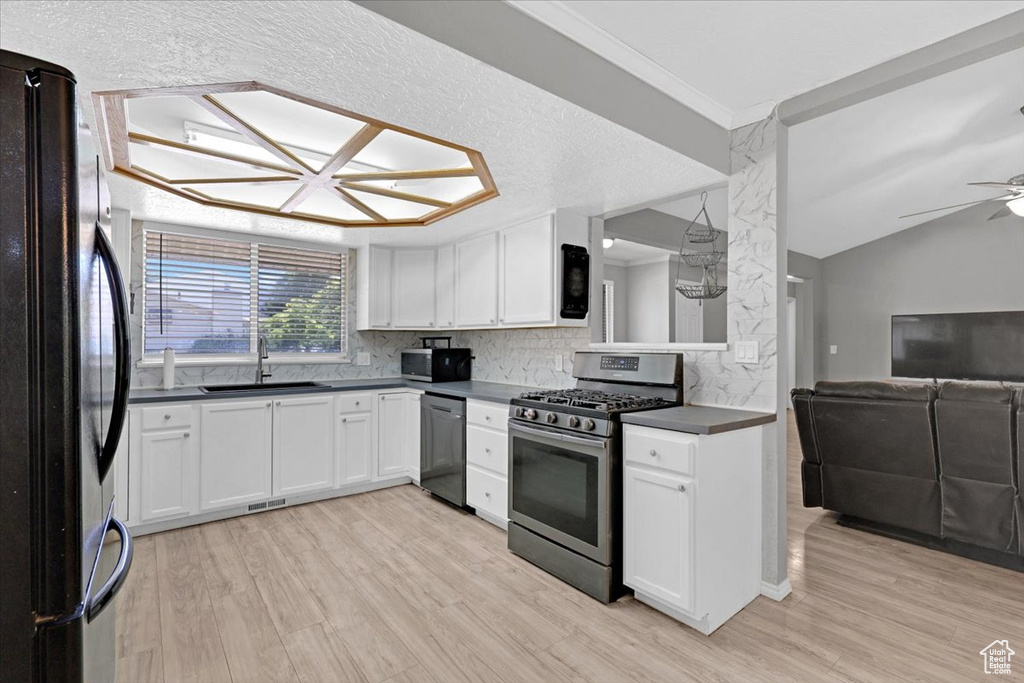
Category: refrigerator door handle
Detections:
[
  {"x1": 95, "y1": 224, "x2": 130, "y2": 482},
  {"x1": 85, "y1": 513, "x2": 134, "y2": 622}
]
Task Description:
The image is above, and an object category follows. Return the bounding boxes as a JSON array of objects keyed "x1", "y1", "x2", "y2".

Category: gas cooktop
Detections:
[{"x1": 512, "y1": 388, "x2": 676, "y2": 414}]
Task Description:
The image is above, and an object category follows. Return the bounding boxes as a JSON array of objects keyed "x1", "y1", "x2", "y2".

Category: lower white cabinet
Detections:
[
  {"x1": 623, "y1": 423, "x2": 762, "y2": 635},
  {"x1": 623, "y1": 466, "x2": 694, "y2": 613},
  {"x1": 138, "y1": 428, "x2": 193, "y2": 522},
  {"x1": 200, "y1": 400, "x2": 273, "y2": 511},
  {"x1": 128, "y1": 388, "x2": 427, "y2": 532},
  {"x1": 376, "y1": 391, "x2": 422, "y2": 479},
  {"x1": 465, "y1": 398, "x2": 509, "y2": 527},
  {"x1": 273, "y1": 395, "x2": 335, "y2": 496},
  {"x1": 336, "y1": 409, "x2": 373, "y2": 487}
]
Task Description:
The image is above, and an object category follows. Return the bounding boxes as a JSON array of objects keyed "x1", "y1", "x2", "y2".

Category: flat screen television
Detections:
[{"x1": 891, "y1": 311, "x2": 1024, "y2": 382}]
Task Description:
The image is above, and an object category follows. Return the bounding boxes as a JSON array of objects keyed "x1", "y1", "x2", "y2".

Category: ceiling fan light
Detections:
[
  {"x1": 1008, "y1": 197, "x2": 1024, "y2": 217},
  {"x1": 603, "y1": 238, "x2": 616, "y2": 249}
]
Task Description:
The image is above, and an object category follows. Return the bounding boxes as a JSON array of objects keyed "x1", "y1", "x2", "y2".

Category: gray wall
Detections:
[
  {"x1": 603, "y1": 263, "x2": 629, "y2": 342},
  {"x1": 816, "y1": 203, "x2": 1024, "y2": 380}
]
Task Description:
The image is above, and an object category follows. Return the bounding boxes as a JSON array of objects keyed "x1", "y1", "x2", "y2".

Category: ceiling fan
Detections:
[{"x1": 899, "y1": 173, "x2": 1024, "y2": 221}]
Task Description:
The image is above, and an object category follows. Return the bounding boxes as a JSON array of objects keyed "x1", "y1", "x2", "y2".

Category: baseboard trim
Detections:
[{"x1": 760, "y1": 579, "x2": 792, "y2": 601}]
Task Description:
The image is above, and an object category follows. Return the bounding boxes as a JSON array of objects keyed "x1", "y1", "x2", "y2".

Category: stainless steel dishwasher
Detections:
[{"x1": 420, "y1": 393, "x2": 467, "y2": 507}]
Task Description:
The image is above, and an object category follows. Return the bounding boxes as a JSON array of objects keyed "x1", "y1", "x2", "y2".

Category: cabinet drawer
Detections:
[
  {"x1": 141, "y1": 405, "x2": 192, "y2": 431},
  {"x1": 467, "y1": 465, "x2": 508, "y2": 521},
  {"x1": 336, "y1": 392, "x2": 372, "y2": 414},
  {"x1": 467, "y1": 425, "x2": 508, "y2": 476},
  {"x1": 624, "y1": 425, "x2": 696, "y2": 476},
  {"x1": 467, "y1": 400, "x2": 508, "y2": 431}
]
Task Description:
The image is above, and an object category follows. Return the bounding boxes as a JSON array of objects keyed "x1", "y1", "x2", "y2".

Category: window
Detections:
[
  {"x1": 143, "y1": 230, "x2": 347, "y2": 358},
  {"x1": 602, "y1": 280, "x2": 615, "y2": 343}
]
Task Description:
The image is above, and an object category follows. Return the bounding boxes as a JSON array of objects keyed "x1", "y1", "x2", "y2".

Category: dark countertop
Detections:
[
  {"x1": 621, "y1": 405, "x2": 776, "y2": 435},
  {"x1": 129, "y1": 378, "x2": 537, "y2": 406}
]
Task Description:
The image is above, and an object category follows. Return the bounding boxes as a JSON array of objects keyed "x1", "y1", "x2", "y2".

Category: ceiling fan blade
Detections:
[
  {"x1": 898, "y1": 197, "x2": 996, "y2": 219},
  {"x1": 967, "y1": 182, "x2": 1020, "y2": 189},
  {"x1": 988, "y1": 205, "x2": 1013, "y2": 221}
]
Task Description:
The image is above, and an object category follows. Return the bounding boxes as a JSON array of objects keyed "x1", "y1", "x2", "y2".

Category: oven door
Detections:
[{"x1": 508, "y1": 421, "x2": 612, "y2": 564}]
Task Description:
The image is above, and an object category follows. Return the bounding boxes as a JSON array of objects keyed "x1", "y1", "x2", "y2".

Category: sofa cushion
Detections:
[
  {"x1": 814, "y1": 380, "x2": 935, "y2": 402},
  {"x1": 939, "y1": 381, "x2": 1015, "y2": 405},
  {"x1": 811, "y1": 397, "x2": 938, "y2": 479},
  {"x1": 821, "y1": 464, "x2": 941, "y2": 536}
]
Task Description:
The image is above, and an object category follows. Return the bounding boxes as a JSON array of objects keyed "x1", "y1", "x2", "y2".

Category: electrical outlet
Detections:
[
  {"x1": 355, "y1": 352, "x2": 371, "y2": 366},
  {"x1": 554, "y1": 354, "x2": 564, "y2": 372},
  {"x1": 829, "y1": 345, "x2": 838, "y2": 355}
]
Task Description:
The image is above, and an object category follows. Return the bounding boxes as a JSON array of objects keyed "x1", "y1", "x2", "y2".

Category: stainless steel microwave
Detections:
[{"x1": 401, "y1": 348, "x2": 472, "y2": 383}]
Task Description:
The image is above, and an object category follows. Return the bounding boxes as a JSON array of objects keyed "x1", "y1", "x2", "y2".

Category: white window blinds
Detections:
[
  {"x1": 257, "y1": 244, "x2": 346, "y2": 355},
  {"x1": 144, "y1": 232, "x2": 252, "y2": 354},
  {"x1": 144, "y1": 231, "x2": 346, "y2": 356}
]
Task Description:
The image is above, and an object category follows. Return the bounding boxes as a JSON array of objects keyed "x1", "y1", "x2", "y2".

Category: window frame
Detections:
[{"x1": 139, "y1": 223, "x2": 351, "y2": 366}]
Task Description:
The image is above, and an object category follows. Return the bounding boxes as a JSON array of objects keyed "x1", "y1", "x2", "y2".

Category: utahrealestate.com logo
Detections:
[{"x1": 980, "y1": 640, "x2": 1014, "y2": 675}]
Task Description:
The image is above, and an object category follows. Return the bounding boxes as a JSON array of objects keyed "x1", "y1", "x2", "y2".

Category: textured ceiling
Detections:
[
  {"x1": 0, "y1": 0, "x2": 722, "y2": 247},
  {"x1": 559, "y1": 0, "x2": 1021, "y2": 115},
  {"x1": 789, "y1": 48, "x2": 1024, "y2": 258}
]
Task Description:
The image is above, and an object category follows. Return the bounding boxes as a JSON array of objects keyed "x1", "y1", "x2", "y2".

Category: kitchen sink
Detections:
[{"x1": 198, "y1": 381, "x2": 326, "y2": 394}]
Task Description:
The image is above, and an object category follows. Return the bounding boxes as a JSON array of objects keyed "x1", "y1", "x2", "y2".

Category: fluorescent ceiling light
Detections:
[{"x1": 603, "y1": 237, "x2": 616, "y2": 249}]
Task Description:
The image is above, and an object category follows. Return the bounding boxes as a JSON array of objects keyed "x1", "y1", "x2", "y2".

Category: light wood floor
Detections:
[{"x1": 116, "y1": 414, "x2": 1024, "y2": 682}]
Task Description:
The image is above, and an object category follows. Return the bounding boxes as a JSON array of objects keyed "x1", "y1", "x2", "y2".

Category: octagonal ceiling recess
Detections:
[{"x1": 92, "y1": 82, "x2": 498, "y2": 228}]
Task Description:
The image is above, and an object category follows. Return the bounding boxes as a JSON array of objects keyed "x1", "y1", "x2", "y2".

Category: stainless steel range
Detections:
[{"x1": 507, "y1": 352, "x2": 684, "y2": 603}]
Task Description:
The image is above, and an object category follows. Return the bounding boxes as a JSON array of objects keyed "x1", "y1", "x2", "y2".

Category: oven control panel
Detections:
[{"x1": 600, "y1": 355, "x2": 639, "y2": 372}]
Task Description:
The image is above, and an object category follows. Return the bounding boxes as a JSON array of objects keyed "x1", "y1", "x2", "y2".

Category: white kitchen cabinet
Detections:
[
  {"x1": 200, "y1": 400, "x2": 273, "y2": 511},
  {"x1": 336, "y1": 410, "x2": 372, "y2": 486},
  {"x1": 138, "y1": 428, "x2": 194, "y2": 522},
  {"x1": 376, "y1": 391, "x2": 422, "y2": 479},
  {"x1": 454, "y1": 231, "x2": 499, "y2": 327},
  {"x1": 369, "y1": 246, "x2": 393, "y2": 328},
  {"x1": 465, "y1": 398, "x2": 509, "y2": 527},
  {"x1": 623, "y1": 466, "x2": 694, "y2": 613},
  {"x1": 499, "y1": 215, "x2": 554, "y2": 325},
  {"x1": 272, "y1": 395, "x2": 335, "y2": 496},
  {"x1": 392, "y1": 248, "x2": 437, "y2": 328},
  {"x1": 435, "y1": 245, "x2": 455, "y2": 328},
  {"x1": 623, "y1": 423, "x2": 762, "y2": 635}
]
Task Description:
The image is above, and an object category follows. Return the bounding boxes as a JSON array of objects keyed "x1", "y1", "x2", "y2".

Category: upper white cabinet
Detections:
[
  {"x1": 455, "y1": 232, "x2": 499, "y2": 327},
  {"x1": 272, "y1": 395, "x2": 335, "y2": 496},
  {"x1": 200, "y1": 400, "x2": 273, "y2": 511},
  {"x1": 357, "y1": 210, "x2": 589, "y2": 331},
  {"x1": 499, "y1": 215, "x2": 554, "y2": 326},
  {"x1": 392, "y1": 248, "x2": 438, "y2": 328},
  {"x1": 435, "y1": 245, "x2": 455, "y2": 329}
]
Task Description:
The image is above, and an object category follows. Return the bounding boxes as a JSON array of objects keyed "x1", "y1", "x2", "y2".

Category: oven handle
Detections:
[{"x1": 508, "y1": 420, "x2": 608, "y2": 451}]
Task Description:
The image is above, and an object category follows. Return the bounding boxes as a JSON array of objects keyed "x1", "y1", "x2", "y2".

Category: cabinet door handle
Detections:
[
  {"x1": 485, "y1": 415, "x2": 491, "y2": 421},
  {"x1": 649, "y1": 449, "x2": 658, "y2": 457},
  {"x1": 341, "y1": 417, "x2": 348, "y2": 423},
  {"x1": 163, "y1": 414, "x2": 171, "y2": 420},
  {"x1": 484, "y1": 491, "x2": 491, "y2": 498},
  {"x1": 678, "y1": 484, "x2": 686, "y2": 493},
  {"x1": 266, "y1": 401, "x2": 272, "y2": 407},
  {"x1": 355, "y1": 401, "x2": 360, "y2": 406},
  {"x1": 484, "y1": 448, "x2": 491, "y2": 453},
  {"x1": 276, "y1": 401, "x2": 281, "y2": 406},
  {"x1": 490, "y1": 319, "x2": 496, "y2": 324},
  {"x1": 183, "y1": 432, "x2": 190, "y2": 439}
]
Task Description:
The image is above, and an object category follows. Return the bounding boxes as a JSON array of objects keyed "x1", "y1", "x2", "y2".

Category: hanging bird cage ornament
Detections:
[{"x1": 676, "y1": 191, "x2": 727, "y2": 303}]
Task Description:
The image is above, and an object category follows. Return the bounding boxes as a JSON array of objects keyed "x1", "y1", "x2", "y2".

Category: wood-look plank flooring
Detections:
[{"x1": 117, "y1": 414, "x2": 1024, "y2": 682}]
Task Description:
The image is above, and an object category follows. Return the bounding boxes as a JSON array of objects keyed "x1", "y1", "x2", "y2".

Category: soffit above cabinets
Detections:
[{"x1": 92, "y1": 82, "x2": 498, "y2": 228}]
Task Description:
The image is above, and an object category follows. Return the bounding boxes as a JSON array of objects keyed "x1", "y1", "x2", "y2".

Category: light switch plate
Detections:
[
  {"x1": 554, "y1": 354, "x2": 564, "y2": 372},
  {"x1": 735, "y1": 340, "x2": 760, "y2": 364},
  {"x1": 355, "y1": 352, "x2": 371, "y2": 366},
  {"x1": 829, "y1": 345, "x2": 838, "y2": 355}
]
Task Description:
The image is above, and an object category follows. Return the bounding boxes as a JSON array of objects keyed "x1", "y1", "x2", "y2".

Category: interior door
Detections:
[{"x1": 673, "y1": 285, "x2": 703, "y2": 343}]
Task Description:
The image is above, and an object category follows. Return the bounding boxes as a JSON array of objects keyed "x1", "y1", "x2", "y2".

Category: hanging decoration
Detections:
[{"x1": 675, "y1": 191, "x2": 727, "y2": 303}]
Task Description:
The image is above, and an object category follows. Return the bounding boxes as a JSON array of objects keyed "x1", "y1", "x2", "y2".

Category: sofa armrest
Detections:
[{"x1": 791, "y1": 389, "x2": 820, "y2": 465}]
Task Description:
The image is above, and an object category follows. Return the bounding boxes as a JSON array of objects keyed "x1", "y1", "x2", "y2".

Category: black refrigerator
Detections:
[{"x1": 1, "y1": 50, "x2": 133, "y2": 683}]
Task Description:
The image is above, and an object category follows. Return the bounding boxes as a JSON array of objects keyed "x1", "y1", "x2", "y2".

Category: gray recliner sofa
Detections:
[{"x1": 792, "y1": 381, "x2": 1022, "y2": 569}]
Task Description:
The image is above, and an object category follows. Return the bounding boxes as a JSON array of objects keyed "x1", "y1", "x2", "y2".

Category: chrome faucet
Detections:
[{"x1": 256, "y1": 336, "x2": 272, "y2": 384}]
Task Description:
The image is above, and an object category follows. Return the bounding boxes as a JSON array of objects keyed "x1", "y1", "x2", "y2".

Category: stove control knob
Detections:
[
  {"x1": 514, "y1": 407, "x2": 524, "y2": 418},
  {"x1": 546, "y1": 412, "x2": 558, "y2": 424},
  {"x1": 568, "y1": 416, "x2": 581, "y2": 428},
  {"x1": 524, "y1": 409, "x2": 537, "y2": 420},
  {"x1": 582, "y1": 418, "x2": 596, "y2": 431}
]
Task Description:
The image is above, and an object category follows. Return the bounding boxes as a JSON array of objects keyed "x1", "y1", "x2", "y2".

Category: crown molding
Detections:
[
  {"x1": 731, "y1": 101, "x2": 777, "y2": 129},
  {"x1": 506, "y1": 0, "x2": 734, "y2": 129}
]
